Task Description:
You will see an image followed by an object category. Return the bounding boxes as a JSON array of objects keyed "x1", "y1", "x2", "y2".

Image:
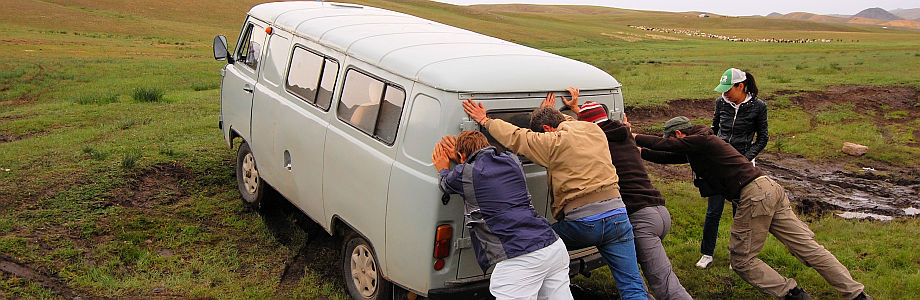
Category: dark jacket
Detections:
[
  {"x1": 636, "y1": 125, "x2": 765, "y2": 199},
  {"x1": 596, "y1": 120, "x2": 666, "y2": 214},
  {"x1": 711, "y1": 96, "x2": 768, "y2": 160},
  {"x1": 439, "y1": 146, "x2": 558, "y2": 272}
]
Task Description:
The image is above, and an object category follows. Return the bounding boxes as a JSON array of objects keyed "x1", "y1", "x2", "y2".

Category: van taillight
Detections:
[{"x1": 433, "y1": 225, "x2": 452, "y2": 259}]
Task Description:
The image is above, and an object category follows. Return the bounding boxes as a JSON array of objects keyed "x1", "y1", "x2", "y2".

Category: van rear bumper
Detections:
[{"x1": 428, "y1": 247, "x2": 604, "y2": 299}]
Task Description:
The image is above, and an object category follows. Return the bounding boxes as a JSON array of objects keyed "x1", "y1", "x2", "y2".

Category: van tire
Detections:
[
  {"x1": 236, "y1": 141, "x2": 267, "y2": 209},
  {"x1": 343, "y1": 232, "x2": 391, "y2": 300}
]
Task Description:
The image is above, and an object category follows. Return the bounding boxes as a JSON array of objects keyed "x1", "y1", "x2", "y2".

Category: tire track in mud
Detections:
[
  {"x1": 258, "y1": 196, "x2": 342, "y2": 299},
  {"x1": 0, "y1": 254, "x2": 91, "y2": 300}
]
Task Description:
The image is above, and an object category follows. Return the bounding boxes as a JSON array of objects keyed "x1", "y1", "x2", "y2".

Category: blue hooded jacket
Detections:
[{"x1": 439, "y1": 146, "x2": 559, "y2": 272}]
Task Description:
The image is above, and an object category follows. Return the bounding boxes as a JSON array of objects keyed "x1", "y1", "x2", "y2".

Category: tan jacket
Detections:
[{"x1": 484, "y1": 116, "x2": 621, "y2": 220}]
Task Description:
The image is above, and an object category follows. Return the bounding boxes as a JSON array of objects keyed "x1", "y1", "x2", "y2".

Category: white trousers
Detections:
[{"x1": 489, "y1": 239, "x2": 574, "y2": 300}]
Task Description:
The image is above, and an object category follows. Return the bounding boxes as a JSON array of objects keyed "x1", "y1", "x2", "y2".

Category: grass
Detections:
[
  {"x1": 132, "y1": 87, "x2": 165, "y2": 103},
  {"x1": 0, "y1": 0, "x2": 919, "y2": 299}
]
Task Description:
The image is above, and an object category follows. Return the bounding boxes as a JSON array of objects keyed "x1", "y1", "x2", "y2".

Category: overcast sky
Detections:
[{"x1": 432, "y1": 0, "x2": 917, "y2": 16}]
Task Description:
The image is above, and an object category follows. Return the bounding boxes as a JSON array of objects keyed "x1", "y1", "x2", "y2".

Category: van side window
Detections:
[
  {"x1": 236, "y1": 24, "x2": 262, "y2": 70},
  {"x1": 286, "y1": 47, "x2": 339, "y2": 110},
  {"x1": 337, "y1": 69, "x2": 405, "y2": 145}
]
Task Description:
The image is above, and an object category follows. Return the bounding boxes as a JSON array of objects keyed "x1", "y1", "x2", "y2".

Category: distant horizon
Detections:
[{"x1": 430, "y1": 1, "x2": 918, "y2": 17}]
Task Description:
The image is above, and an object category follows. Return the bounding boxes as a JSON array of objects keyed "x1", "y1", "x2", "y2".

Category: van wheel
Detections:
[
  {"x1": 236, "y1": 141, "x2": 266, "y2": 209},
  {"x1": 343, "y1": 232, "x2": 391, "y2": 300}
]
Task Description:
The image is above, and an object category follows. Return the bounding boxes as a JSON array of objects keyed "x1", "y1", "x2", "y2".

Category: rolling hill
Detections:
[{"x1": 853, "y1": 7, "x2": 903, "y2": 20}]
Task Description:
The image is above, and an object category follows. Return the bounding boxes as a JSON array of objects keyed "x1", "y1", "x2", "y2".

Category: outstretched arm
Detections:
[{"x1": 462, "y1": 98, "x2": 559, "y2": 167}]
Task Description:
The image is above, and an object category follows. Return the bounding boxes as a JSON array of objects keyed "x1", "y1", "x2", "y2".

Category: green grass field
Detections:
[{"x1": 1, "y1": 0, "x2": 919, "y2": 299}]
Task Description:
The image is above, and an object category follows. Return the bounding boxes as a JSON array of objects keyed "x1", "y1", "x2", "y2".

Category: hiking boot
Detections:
[
  {"x1": 853, "y1": 292, "x2": 873, "y2": 300},
  {"x1": 784, "y1": 286, "x2": 813, "y2": 300},
  {"x1": 696, "y1": 255, "x2": 713, "y2": 269}
]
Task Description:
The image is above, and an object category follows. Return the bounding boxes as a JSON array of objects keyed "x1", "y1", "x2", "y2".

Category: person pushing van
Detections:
[
  {"x1": 462, "y1": 93, "x2": 648, "y2": 300},
  {"x1": 564, "y1": 92, "x2": 691, "y2": 300},
  {"x1": 433, "y1": 131, "x2": 573, "y2": 300},
  {"x1": 634, "y1": 116, "x2": 872, "y2": 300}
]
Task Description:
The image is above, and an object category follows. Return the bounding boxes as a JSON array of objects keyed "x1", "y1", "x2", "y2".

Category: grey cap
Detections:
[{"x1": 663, "y1": 116, "x2": 692, "y2": 137}]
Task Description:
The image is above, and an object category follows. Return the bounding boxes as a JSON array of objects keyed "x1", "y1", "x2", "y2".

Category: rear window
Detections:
[{"x1": 482, "y1": 105, "x2": 601, "y2": 157}]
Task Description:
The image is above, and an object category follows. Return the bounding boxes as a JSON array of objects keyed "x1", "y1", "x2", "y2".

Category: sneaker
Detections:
[
  {"x1": 853, "y1": 292, "x2": 873, "y2": 300},
  {"x1": 696, "y1": 255, "x2": 713, "y2": 269},
  {"x1": 784, "y1": 286, "x2": 813, "y2": 300}
]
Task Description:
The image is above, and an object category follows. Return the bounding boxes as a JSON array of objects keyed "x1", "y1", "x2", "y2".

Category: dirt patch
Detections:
[
  {"x1": 636, "y1": 85, "x2": 920, "y2": 219},
  {"x1": 0, "y1": 131, "x2": 45, "y2": 144},
  {"x1": 111, "y1": 163, "x2": 192, "y2": 208},
  {"x1": 625, "y1": 98, "x2": 714, "y2": 134},
  {"x1": 0, "y1": 254, "x2": 97, "y2": 299},
  {"x1": 789, "y1": 85, "x2": 919, "y2": 112}
]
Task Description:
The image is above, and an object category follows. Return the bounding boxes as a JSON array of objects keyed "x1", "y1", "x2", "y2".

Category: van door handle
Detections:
[{"x1": 243, "y1": 85, "x2": 254, "y2": 93}]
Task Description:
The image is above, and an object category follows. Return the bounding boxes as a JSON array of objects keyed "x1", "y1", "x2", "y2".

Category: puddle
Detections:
[
  {"x1": 835, "y1": 212, "x2": 894, "y2": 221},
  {"x1": 905, "y1": 207, "x2": 920, "y2": 216}
]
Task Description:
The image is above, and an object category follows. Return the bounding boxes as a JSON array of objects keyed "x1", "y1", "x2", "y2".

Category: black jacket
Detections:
[
  {"x1": 711, "y1": 96, "x2": 768, "y2": 160},
  {"x1": 637, "y1": 125, "x2": 765, "y2": 199},
  {"x1": 596, "y1": 120, "x2": 665, "y2": 214}
]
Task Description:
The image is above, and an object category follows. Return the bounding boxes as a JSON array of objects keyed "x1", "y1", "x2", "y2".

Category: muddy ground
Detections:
[{"x1": 2, "y1": 85, "x2": 919, "y2": 299}]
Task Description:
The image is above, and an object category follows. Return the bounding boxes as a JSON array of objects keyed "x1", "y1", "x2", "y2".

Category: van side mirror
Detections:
[{"x1": 213, "y1": 35, "x2": 234, "y2": 64}]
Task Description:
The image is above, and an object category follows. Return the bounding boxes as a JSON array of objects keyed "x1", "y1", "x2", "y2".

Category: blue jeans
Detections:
[
  {"x1": 701, "y1": 194, "x2": 736, "y2": 256},
  {"x1": 552, "y1": 213, "x2": 646, "y2": 300}
]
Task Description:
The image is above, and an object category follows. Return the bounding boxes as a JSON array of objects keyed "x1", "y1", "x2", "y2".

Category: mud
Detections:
[
  {"x1": 111, "y1": 162, "x2": 192, "y2": 208},
  {"x1": 635, "y1": 85, "x2": 920, "y2": 220},
  {"x1": 0, "y1": 254, "x2": 95, "y2": 299},
  {"x1": 757, "y1": 153, "x2": 920, "y2": 219},
  {"x1": 257, "y1": 196, "x2": 343, "y2": 298}
]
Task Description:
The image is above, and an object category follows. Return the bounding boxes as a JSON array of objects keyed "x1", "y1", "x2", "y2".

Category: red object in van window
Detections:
[{"x1": 433, "y1": 225, "x2": 452, "y2": 259}]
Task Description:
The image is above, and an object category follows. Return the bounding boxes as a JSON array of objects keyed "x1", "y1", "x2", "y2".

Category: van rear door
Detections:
[{"x1": 454, "y1": 90, "x2": 619, "y2": 279}]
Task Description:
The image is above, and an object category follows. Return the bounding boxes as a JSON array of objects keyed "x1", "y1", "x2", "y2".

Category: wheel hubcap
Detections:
[
  {"x1": 350, "y1": 244, "x2": 377, "y2": 297},
  {"x1": 242, "y1": 153, "x2": 259, "y2": 195}
]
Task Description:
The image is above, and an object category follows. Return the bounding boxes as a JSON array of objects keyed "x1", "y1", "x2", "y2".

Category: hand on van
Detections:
[
  {"x1": 432, "y1": 142, "x2": 452, "y2": 171},
  {"x1": 441, "y1": 135, "x2": 460, "y2": 162},
  {"x1": 541, "y1": 92, "x2": 557, "y2": 109},
  {"x1": 562, "y1": 87, "x2": 580, "y2": 113},
  {"x1": 463, "y1": 98, "x2": 489, "y2": 125}
]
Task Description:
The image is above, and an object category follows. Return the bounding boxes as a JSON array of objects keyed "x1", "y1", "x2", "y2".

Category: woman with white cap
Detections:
[{"x1": 697, "y1": 68, "x2": 769, "y2": 269}]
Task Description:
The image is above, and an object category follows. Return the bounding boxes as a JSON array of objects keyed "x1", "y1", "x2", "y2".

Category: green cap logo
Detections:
[{"x1": 714, "y1": 68, "x2": 745, "y2": 93}]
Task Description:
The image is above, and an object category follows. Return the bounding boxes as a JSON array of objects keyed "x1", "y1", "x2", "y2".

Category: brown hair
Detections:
[
  {"x1": 456, "y1": 131, "x2": 490, "y2": 160},
  {"x1": 529, "y1": 107, "x2": 565, "y2": 132}
]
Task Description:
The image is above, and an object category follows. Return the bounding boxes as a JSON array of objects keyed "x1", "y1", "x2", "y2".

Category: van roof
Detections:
[{"x1": 249, "y1": 1, "x2": 620, "y2": 93}]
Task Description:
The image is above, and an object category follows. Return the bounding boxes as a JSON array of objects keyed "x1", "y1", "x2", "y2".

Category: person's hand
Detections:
[
  {"x1": 561, "y1": 87, "x2": 580, "y2": 113},
  {"x1": 622, "y1": 112, "x2": 632, "y2": 128},
  {"x1": 632, "y1": 132, "x2": 638, "y2": 138},
  {"x1": 462, "y1": 98, "x2": 489, "y2": 125},
  {"x1": 541, "y1": 92, "x2": 556, "y2": 109},
  {"x1": 441, "y1": 135, "x2": 459, "y2": 162},
  {"x1": 432, "y1": 143, "x2": 451, "y2": 171},
  {"x1": 636, "y1": 146, "x2": 642, "y2": 153}
]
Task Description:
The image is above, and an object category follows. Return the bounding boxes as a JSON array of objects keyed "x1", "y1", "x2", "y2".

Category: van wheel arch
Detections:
[
  {"x1": 332, "y1": 217, "x2": 393, "y2": 299},
  {"x1": 228, "y1": 128, "x2": 243, "y2": 149}
]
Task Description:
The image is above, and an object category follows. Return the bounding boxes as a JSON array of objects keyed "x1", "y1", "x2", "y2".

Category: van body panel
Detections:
[
  {"x1": 322, "y1": 58, "x2": 413, "y2": 276},
  {"x1": 250, "y1": 30, "x2": 293, "y2": 199},
  {"x1": 222, "y1": 18, "x2": 267, "y2": 145}
]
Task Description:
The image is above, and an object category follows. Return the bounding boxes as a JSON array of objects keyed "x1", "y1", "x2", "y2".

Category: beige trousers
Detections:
[{"x1": 729, "y1": 176, "x2": 865, "y2": 299}]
